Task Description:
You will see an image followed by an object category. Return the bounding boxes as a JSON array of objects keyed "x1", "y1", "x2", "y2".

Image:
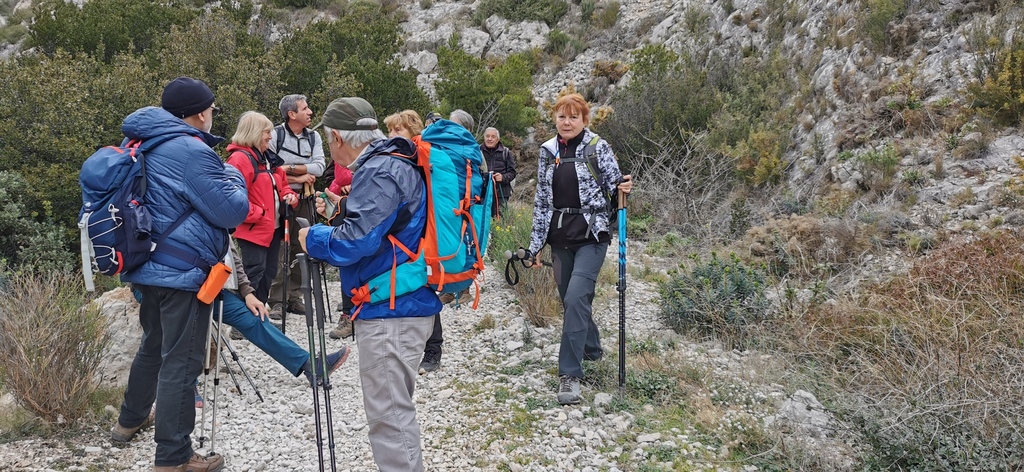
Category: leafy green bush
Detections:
[
  {"x1": 580, "y1": 0, "x2": 596, "y2": 23},
  {"x1": 0, "y1": 50, "x2": 162, "y2": 232},
  {"x1": 29, "y1": 0, "x2": 198, "y2": 62},
  {"x1": 475, "y1": 0, "x2": 569, "y2": 26},
  {"x1": 0, "y1": 172, "x2": 76, "y2": 273},
  {"x1": 969, "y1": 42, "x2": 1024, "y2": 126},
  {"x1": 279, "y1": 8, "x2": 428, "y2": 115},
  {"x1": 596, "y1": 1, "x2": 620, "y2": 28},
  {"x1": 659, "y1": 252, "x2": 769, "y2": 344},
  {"x1": 435, "y1": 37, "x2": 539, "y2": 135},
  {"x1": 859, "y1": 0, "x2": 907, "y2": 53},
  {"x1": 0, "y1": 270, "x2": 110, "y2": 424}
]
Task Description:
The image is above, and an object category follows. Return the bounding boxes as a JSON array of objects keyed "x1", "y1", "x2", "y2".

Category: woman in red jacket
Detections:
[{"x1": 226, "y1": 111, "x2": 299, "y2": 303}]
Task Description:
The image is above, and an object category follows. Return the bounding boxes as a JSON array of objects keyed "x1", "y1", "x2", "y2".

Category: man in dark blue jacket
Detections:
[
  {"x1": 110, "y1": 77, "x2": 249, "y2": 472},
  {"x1": 300, "y1": 97, "x2": 441, "y2": 472}
]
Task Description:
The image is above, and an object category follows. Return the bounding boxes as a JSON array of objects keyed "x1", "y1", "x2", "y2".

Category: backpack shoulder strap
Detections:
[
  {"x1": 239, "y1": 149, "x2": 262, "y2": 184},
  {"x1": 135, "y1": 133, "x2": 186, "y2": 199},
  {"x1": 581, "y1": 135, "x2": 604, "y2": 191},
  {"x1": 275, "y1": 124, "x2": 286, "y2": 151}
]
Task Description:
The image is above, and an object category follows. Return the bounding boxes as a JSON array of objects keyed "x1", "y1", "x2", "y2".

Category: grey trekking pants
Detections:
[
  {"x1": 551, "y1": 242, "x2": 608, "y2": 379},
  {"x1": 354, "y1": 314, "x2": 435, "y2": 472}
]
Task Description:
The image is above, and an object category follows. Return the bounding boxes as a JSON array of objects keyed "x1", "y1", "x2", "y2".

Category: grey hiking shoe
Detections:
[
  {"x1": 418, "y1": 349, "x2": 441, "y2": 374},
  {"x1": 328, "y1": 318, "x2": 353, "y2": 340},
  {"x1": 110, "y1": 407, "x2": 155, "y2": 443},
  {"x1": 153, "y1": 452, "x2": 225, "y2": 472},
  {"x1": 303, "y1": 346, "x2": 350, "y2": 386},
  {"x1": 268, "y1": 304, "x2": 284, "y2": 321},
  {"x1": 557, "y1": 375, "x2": 581, "y2": 405}
]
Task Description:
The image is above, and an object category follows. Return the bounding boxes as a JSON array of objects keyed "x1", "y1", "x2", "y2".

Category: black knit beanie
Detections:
[{"x1": 161, "y1": 77, "x2": 215, "y2": 119}]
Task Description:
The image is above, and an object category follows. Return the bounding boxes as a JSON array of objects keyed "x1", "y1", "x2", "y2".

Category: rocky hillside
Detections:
[{"x1": 1, "y1": 0, "x2": 1023, "y2": 469}]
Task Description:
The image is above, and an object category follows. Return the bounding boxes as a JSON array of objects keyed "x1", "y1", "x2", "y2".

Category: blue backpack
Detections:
[
  {"x1": 354, "y1": 121, "x2": 493, "y2": 313},
  {"x1": 78, "y1": 135, "x2": 199, "y2": 291}
]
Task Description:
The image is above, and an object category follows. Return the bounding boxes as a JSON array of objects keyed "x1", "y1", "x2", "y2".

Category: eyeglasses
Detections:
[{"x1": 211, "y1": 105, "x2": 222, "y2": 118}]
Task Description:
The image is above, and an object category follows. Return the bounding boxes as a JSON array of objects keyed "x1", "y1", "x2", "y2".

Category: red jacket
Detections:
[
  {"x1": 327, "y1": 162, "x2": 353, "y2": 195},
  {"x1": 225, "y1": 144, "x2": 298, "y2": 247}
]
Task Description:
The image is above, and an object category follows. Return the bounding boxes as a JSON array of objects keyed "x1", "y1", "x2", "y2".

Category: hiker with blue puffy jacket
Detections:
[
  {"x1": 528, "y1": 93, "x2": 632, "y2": 406},
  {"x1": 110, "y1": 77, "x2": 249, "y2": 472},
  {"x1": 299, "y1": 97, "x2": 442, "y2": 472}
]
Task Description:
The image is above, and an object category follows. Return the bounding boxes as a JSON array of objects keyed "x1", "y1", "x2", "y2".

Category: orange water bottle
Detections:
[{"x1": 197, "y1": 262, "x2": 232, "y2": 304}]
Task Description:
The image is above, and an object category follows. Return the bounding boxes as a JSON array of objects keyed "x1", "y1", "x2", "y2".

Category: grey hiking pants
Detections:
[
  {"x1": 354, "y1": 314, "x2": 435, "y2": 472},
  {"x1": 552, "y1": 242, "x2": 608, "y2": 379}
]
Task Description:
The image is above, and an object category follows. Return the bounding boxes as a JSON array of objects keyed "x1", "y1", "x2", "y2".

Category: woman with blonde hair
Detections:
[
  {"x1": 225, "y1": 111, "x2": 299, "y2": 303},
  {"x1": 527, "y1": 93, "x2": 632, "y2": 405}
]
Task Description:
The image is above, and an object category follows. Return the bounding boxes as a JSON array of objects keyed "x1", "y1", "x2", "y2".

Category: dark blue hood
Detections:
[{"x1": 122, "y1": 106, "x2": 224, "y2": 148}]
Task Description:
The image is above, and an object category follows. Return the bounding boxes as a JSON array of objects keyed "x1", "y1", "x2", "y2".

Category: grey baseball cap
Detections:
[{"x1": 313, "y1": 97, "x2": 378, "y2": 131}]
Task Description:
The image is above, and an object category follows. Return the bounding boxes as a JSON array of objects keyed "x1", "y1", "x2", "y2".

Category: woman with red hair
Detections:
[{"x1": 527, "y1": 93, "x2": 632, "y2": 405}]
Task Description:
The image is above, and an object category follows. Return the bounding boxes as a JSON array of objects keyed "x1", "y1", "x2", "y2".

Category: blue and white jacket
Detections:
[{"x1": 529, "y1": 128, "x2": 624, "y2": 256}]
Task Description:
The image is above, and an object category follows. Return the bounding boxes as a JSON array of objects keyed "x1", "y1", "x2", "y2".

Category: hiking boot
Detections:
[
  {"x1": 110, "y1": 408, "x2": 155, "y2": 443},
  {"x1": 557, "y1": 375, "x2": 581, "y2": 405},
  {"x1": 153, "y1": 452, "x2": 225, "y2": 472},
  {"x1": 438, "y1": 292, "x2": 456, "y2": 304},
  {"x1": 328, "y1": 318, "x2": 353, "y2": 340},
  {"x1": 302, "y1": 346, "x2": 350, "y2": 386},
  {"x1": 418, "y1": 349, "x2": 441, "y2": 374},
  {"x1": 268, "y1": 304, "x2": 284, "y2": 321},
  {"x1": 287, "y1": 300, "x2": 306, "y2": 314},
  {"x1": 453, "y1": 289, "x2": 472, "y2": 307},
  {"x1": 229, "y1": 327, "x2": 244, "y2": 341}
]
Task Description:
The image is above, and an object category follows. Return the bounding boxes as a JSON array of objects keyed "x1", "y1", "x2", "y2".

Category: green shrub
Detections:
[
  {"x1": 0, "y1": 172, "x2": 78, "y2": 274},
  {"x1": 475, "y1": 0, "x2": 569, "y2": 26},
  {"x1": 436, "y1": 37, "x2": 538, "y2": 135},
  {"x1": 859, "y1": 0, "x2": 907, "y2": 53},
  {"x1": 274, "y1": 5, "x2": 427, "y2": 116},
  {"x1": 856, "y1": 143, "x2": 900, "y2": 190},
  {"x1": 580, "y1": 0, "x2": 596, "y2": 23},
  {"x1": 596, "y1": 1, "x2": 620, "y2": 29},
  {"x1": 0, "y1": 270, "x2": 110, "y2": 424},
  {"x1": 968, "y1": 43, "x2": 1024, "y2": 126},
  {"x1": 659, "y1": 252, "x2": 769, "y2": 344},
  {"x1": 29, "y1": 0, "x2": 199, "y2": 62}
]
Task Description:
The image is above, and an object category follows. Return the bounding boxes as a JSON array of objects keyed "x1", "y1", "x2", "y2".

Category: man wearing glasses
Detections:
[
  {"x1": 268, "y1": 94, "x2": 327, "y2": 317},
  {"x1": 110, "y1": 76, "x2": 249, "y2": 472}
]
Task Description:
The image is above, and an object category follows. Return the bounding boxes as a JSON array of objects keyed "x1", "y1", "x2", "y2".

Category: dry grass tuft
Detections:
[
  {"x1": 782, "y1": 231, "x2": 1024, "y2": 468},
  {"x1": 0, "y1": 271, "x2": 110, "y2": 425}
]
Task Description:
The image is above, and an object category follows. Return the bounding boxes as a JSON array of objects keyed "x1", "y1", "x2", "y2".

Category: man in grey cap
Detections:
[
  {"x1": 299, "y1": 97, "x2": 441, "y2": 472},
  {"x1": 110, "y1": 76, "x2": 249, "y2": 472}
]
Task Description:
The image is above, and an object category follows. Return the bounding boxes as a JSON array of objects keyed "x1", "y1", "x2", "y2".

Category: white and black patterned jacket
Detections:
[{"x1": 529, "y1": 128, "x2": 624, "y2": 255}]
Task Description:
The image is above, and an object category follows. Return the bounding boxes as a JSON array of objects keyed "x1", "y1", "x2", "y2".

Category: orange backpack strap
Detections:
[{"x1": 349, "y1": 285, "x2": 373, "y2": 320}]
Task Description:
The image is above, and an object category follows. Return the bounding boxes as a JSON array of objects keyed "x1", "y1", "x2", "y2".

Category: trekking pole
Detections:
[
  {"x1": 217, "y1": 332, "x2": 264, "y2": 402},
  {"x1": 310, "y1": 256, "x2": 338, "y2": 471},
  {"x1": 319, "y1": 263, "x2": 334, "y2": 324},
  {"x1": 208, "y1": 294, "x2": 225, "y2": 460},
  {"x1": 216, "y1": 341, "x2": 245, "y2": 398},
  {"x1": 297, "y1": 252, "x2": 326, "y2": 472},
  {"x1": 617, "y1": 189, "x2": 628, "y2": 397},
  {"x1": 281, "y1": 204, "x2": 291, "y2": 334},
  {"x1": 306, "y1": 186, "x2": 334, "y2": 324},
  {"x1": 198, "y1": 301, "x2": 216, "y2": 449}
]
